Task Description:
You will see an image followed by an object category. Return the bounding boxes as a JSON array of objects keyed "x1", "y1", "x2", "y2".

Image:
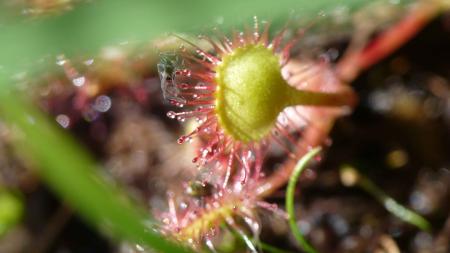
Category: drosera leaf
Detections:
[
  {"x1": 285, "y1": 147, "x2": 322, "y2": 253},
  {"x1": 0, "y1": 85, "x2": 193, "y2": 253}
]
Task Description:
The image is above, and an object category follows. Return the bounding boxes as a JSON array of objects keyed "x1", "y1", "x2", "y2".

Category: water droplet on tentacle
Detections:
[
  {"x1": 176, "y1": 69, "x2": 191, "y2": 77},
  {"x1": 167, "y1": 111, "x2": 176, "y2": 119}
]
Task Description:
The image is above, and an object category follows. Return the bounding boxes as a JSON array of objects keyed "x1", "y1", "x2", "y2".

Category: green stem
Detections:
[
  {"x1": 286, "y1": 147, "x2": 321, "y2": 253},
  {"x1": 286, "y1": 85, "x2": 357, "y2": 108},
  {"x1": 340, "y1": 166, "x2": 432, "y2": 232},
  {"x1": 359, "y1": 176, "x2": 432, "y2": 232}
]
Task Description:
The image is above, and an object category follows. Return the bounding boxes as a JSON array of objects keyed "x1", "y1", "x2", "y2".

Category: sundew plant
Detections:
[{"x1": 0, "y1": 0, "x2": 449, "y2": 253}]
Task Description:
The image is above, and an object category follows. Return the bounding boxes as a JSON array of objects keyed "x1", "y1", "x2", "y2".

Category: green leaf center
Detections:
[{"x1": 215, "y1": 44, "x2": 289, "y2": 142}]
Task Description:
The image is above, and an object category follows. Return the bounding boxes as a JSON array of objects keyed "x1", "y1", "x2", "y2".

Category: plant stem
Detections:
[
  {"x1": 285, "y1": 147, "x2": 321, "y2": 253},
  {"x1": 256, "y1": 116, "x2": 334, "y2": 197},
  {"x1": 337, "y1": 0, "x2": 444, "y2": 82},
  {"x1": 287, "y1": 86, "x2": 357, "y2": 108},
  {"x1": 340, "y1": 165, "x2": 432, "y2": 232},
  {"x1": 360, "y1": 177, "x2": 432, "y2": 232}
]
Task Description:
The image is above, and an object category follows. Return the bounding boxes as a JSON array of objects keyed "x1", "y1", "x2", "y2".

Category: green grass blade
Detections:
[
  {"x1": 286, "y1": 147, "x2": 321, "y2": 253},
  {"x1": 0, "y1": 88, "x2": 193, "y2": 253},
  {"x1": 359, "y1": 174, "x2": 432, "y2": 231},
  {"x1": 340, "y1": 165, "x2": 432, "y2": 232}
]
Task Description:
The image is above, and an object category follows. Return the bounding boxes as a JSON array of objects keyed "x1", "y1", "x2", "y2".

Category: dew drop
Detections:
[
  {"x1": 239, "y1": 32, "x2": 245, "y2": 43},
  {"x1": 167, "y1": 111, "x2": 176, "y2": 119},
  {"x1": 205, "y1": 238, "x2": 216, "y2": 252},
  {"x1": 135, "y1": 244, "x2": 145, "y2": 252},
  {"x1": 72, "y1": 76, "x2": 86, "y2": 87},
  {"x1": 177, "y1": 136, "x2": 186, "y2": 144},
  {"x1": 84, "y1": 59, "x2": 94, "y2": 65},
  {"x1": 56, "y1": 114, "x2": 70, "y2": 128},
  {"x1": 56, "y1": 55, "x2": 66, "y2": 66},
  {"x1": 196, "y1": 117, "x2": 205, "y2": 124},
  {"x1": 279, "y1": 114, "x2": 288, "y2": 125},
  {"x1": 93, "y1": 95, "x2": 112, "y2": 112},
  {"x1": 176, "y1": 69, "x2": 191, "y2": 77},
  {"x1": 180, "y1": 202, "x2": 188, "y2": 209},
  {"x1": 179, "y1": 83, "x2": 189, "y2": 90},
  {"x1": 168, "y1": 99, "x2": 186, "y2": 108},
  {"x1": 244, "y1": 215, "x2": 261, "y2": 235}
]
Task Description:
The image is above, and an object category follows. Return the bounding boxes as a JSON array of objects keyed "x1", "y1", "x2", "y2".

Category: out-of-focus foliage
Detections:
[
  {"x1": 0, "y1": 0, "x2": 379, "y2": 78},
  {"x1": 0, "y1": 189, "x2": 23, "y2": 237}
]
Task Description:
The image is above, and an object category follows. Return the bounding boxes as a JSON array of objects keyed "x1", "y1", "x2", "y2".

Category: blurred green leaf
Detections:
[
  {"x1": 0, "y1": 0, "x2": 376, "y2": 78},
  {"x1": 0, "y1": 87, "x2": 192, "y2": 252},
  {"x1": 0, "y1": 189, "x2": 23, "y2": 237}
]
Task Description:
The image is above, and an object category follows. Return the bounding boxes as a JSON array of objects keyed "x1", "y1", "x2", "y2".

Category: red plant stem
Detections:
[
  {"x1": 337, "y1": 1, "x2": 443, "y2": 83},
  {"x1": 256, "y1": 113, "x2": 335, "y2": 197}
]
